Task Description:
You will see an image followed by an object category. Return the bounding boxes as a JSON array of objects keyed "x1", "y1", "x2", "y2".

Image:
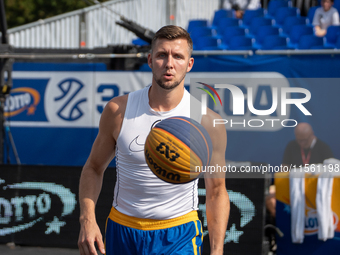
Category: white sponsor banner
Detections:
[{"x1": 9, "y1": 71, "x2": 290, "y2": 131}]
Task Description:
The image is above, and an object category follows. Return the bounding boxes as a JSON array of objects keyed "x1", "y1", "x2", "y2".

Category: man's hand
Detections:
[
  {"x1": 78, "y1": 96, "x2": 126, "y2": 255},
  {"x1": 78, "y1": 219, "x2": 105, "y2": 255},
  {"x1": 315, "y1": 26, "x2": 326, "y2": 37}
]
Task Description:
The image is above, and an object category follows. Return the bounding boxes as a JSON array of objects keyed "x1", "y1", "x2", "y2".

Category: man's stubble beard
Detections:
[{"x1": 152, "y1": 66, "x2": 187, "y2": 90}]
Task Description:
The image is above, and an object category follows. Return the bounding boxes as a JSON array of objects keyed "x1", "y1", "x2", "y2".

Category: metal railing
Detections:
[
  {"x1": 7, "y1": 0, "x2": 219, "y2": 49},
  {"x1": 255, "y1": 49, "x2": 340, "y2": 55},
  {"x1": 1, "y1": 49, "x2": 340, "y2": 60}
]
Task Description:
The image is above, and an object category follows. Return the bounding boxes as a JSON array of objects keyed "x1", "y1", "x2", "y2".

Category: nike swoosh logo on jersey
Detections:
[
  {"x1": 128, "y1": 119, "x2": 162, "y2": 152},
  {"x1": 129, "y1": 135, "x2": 145, "y2": 152}
]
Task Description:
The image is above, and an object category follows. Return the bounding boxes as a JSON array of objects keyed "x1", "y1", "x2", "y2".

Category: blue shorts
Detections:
[{"x1": 105, "y1": 208, "x2": 203, "y2": 255}]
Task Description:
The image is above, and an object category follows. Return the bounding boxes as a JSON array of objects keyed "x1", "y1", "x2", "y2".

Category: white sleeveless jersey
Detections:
[{"x1": 113, "y1": 85, "x2": 202, "y2": 220}]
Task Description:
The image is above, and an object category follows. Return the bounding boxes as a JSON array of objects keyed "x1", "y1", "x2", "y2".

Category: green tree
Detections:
[{"x1": 5, "y1": 0, "x2": 108, "y2": 29}]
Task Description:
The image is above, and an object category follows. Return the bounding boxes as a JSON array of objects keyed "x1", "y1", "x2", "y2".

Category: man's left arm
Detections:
[
  {"x1": 201, "y1": 110, "x2": 230, "y2": 255},
  {"x1": 323, "y1": 142, "x2": 334, "y2": 159}
]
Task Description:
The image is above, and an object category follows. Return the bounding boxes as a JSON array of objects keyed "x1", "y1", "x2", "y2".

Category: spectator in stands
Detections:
[
  {"x1": 223, "y1": 0, "x2": 261, "y2": 19},
  {"x1": 313, "y1": 0, "x2": 340, "y2": 37},
  {"x1": 266, "y1": 122, "x2": 333, "y2": 220},
  {"x1": 282, "y1": 122, "x2": 333, "y2": 166}
]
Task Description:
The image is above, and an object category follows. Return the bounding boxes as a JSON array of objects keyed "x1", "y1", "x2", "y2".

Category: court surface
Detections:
[{"x1": 0, "y1": 243, "x2": 87, "y2": 255}]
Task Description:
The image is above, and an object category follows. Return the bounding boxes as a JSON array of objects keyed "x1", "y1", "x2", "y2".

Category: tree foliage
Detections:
[{"x1": 5, "y1": 0, "x2": 108, "y2": 29}]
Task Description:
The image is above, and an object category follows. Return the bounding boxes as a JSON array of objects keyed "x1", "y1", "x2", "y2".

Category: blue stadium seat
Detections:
[
  {"x1": 298, "y1": 34, "x2": 324, "y2": 49},
  {"x1": 190, "y1": 27, "x2": 214, "y2": 44},
  {"x1": 242, "y1": 8, "x2": 265, "y2": 27},
  {"x1": 221, "y1": 26, "x2": 246, "y2": 46},
  {"x1": 261, "y1": 35, "x2": 289, "y2": 49},
  {"x1": 194, "y1": 36, "x2": 220, "y2": 50},
  {"x1": 132, "y1": 38, "x2": 149, "y2": 46},
  {"x1": 288, "y1": 24, "x2": 314, "y2": 48},
  {"x1": 253, "y1": 25, "x2": 280, "y2": 48},
  {"x1": 307, "y1": 6, "x2": 319, "y2": 24},
  {"x1": 336, "y1": 34, "x2": 340, "y2": 48},
  {"x1": 334, "y1": 0, "x2": 340, "y2": 14},
  {"x1": 187, "y1": 19, "x2": 208, "y2": 33},
  {"x1": 212, "y1": 9, "x2": 234, "y2": 27},
  {"x1": 266, "y1": 0, "x2": 290, "y2": 18},
  {"x1": 217, "y1": 17, "x2": 240, "y2": 35},
  {"x1": 324, "y1": 26, "x2": 340, "y2": 48},
  {"x1": 228, "y1": 35, "x2": 254, "y2": 50},
  {"x1": 248, "y1": 17, "x2": 273, "y2": 35},
  {"x1": 274, "y1": 7, "x2": 300, "y2": 26},
  {"x1": 281, "y1": 16, "x2": 307, "y2": 36}
]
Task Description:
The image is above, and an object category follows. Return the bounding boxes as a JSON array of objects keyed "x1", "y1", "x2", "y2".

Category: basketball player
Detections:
[{"x1": 78, "y1": 25, "x2": 230, "y2": 255}]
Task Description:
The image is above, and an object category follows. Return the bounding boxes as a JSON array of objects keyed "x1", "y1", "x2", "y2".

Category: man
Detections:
[
  {"x1": 282, "y1": 122, "x2": 333, "y2": 167},
  {"x1": 223, "y1": 0, "x2": 261, "y2": 19},
  {"x1": 313, "y1": 0, "x2": 340, "y2": 37},
  {"x1": 78, "y1": 25, "x2": 230, "y2": 255},
  {"x1": 266, "y1": 122, "x2": 334, "y2": 218}
]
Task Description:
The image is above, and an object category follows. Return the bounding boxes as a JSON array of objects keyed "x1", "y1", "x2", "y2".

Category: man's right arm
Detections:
[{"x1": 78, "y1": 95, "x2": 127, "y2": 255}]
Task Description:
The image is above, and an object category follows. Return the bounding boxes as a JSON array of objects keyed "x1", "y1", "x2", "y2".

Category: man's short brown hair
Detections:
[{"x1": 151, "y1": 25, "x2": 193, "y2": 56}]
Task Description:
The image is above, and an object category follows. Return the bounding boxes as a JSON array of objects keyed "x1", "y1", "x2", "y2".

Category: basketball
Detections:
[{"x1": 144, "y1": 116, "x2": 213, "y2": 184}]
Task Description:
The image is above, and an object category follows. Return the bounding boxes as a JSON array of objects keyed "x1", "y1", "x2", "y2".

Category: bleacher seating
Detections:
[
  {"x1": 324, "y1": 26, "x2": 340, "y2": 48},
  {"x1": 307, "y1": 6, "x2": 318, "y2": 24},
  {"x1": 298, "y1": 34, "x2": 324, "y2": 49},
  {"x1": 194, "y1": 36, "x2": 220, "y2": 50},
  {"x1": 253, "y1": 25, "x2": 280, "y2": 49},
  {"x1": 228, "y1": 35, "x2": 254, "y2": 50},
  {"x1": 248, "y1": 17, "x2": 273, "y2": 36},
  {"x1": 217, "y1": 17, "x2": 240, "y2": 35},
  {"x1": 266, "y1": 0, "x2": 290, "y2": 18},
  {"x1": 288, "y1": 24, "x2": 314, "y2": 48},
  {"x1": 132, "y1": 38, "x2": 149, "y2": 46},
  {"x1": 334, "y1": 0, "x2": 340, "y2": 14},
  {"x1": 274, "y1": 7, "x2": 300, "y2": 26},
  {"x1": 190, "y1": 27, "x2": 214, "y2": 44},
  {"x1": 281, "y1": 16, "x2": 307, "y2": 37},
  {"x1": 261, "y1": 35, "x2": 289, "y2": 50},
  {"x1": 221, "y1": 27, "x2": 246, "y2": 47},
  {"x1": 185, "y1": 4, "x2": 340, "y2": 51},
  {"x1": 242, "y1": 8, "x2": 265, "y2": 27},
  {"x1": 212, "y1": 9, "x2": 234, "y2": 28},
  {"x1": 187, "y1": 19, "x2": 208, "y2": 33},
  {"x1": 336, "y1": 34, "x2": 340, "y2": 49}
]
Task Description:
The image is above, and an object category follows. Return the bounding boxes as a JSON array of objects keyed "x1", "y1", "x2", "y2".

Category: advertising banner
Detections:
[
  {"x1": 3, "y1": 56, "x2": 340, "y2": 167},
  {"x1": 0, "y1": 165, "x2": 266, "y2": 254},
  {"x1": 275, "y1": 173, "x2": 340, "y2": 255}
]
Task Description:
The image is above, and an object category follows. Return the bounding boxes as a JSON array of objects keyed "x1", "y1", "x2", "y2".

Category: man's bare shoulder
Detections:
[
  {"x1": 201, "y1": 108, "x2": 227, "y2": 149},
  {"x1": 201, "y1": 108, "x2": 224, "y2": 132},
  {"x1": 104, "y1": 94, "x2": 129, "y2": 116}
]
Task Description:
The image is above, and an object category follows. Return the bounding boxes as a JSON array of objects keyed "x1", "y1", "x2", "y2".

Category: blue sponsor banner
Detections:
[
  {"x1": 276, "y1": 200, "x2": 340, "y2": 255},
  {"x1": 7, "y1": 127, "x2": 96, "y2": 166},
  {"x1": 0, "y1": 165, "x2": 266, "y2": 253},
  {"x1": 5, "y1": 79, "x2": 49, "y2": 122},
  {"x1": 3, "y1": 55, "x2": 340, "y2": 167}
]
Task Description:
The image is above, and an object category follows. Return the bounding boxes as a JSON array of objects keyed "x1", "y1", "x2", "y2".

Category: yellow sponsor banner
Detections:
[{"x1": 275, "y1": 173, "x2": 340, "y2": 234}]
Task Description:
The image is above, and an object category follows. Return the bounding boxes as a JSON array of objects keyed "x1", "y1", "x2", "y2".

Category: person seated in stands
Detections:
[
  {"x1": 313, "y1": 0, "x2": 340, "y2": 37},
  {"x1": 266, "y1": 122, "x2": 333, "y2": 232},
  {"x1": 282, "y1": 122, "x2": 333, "y2": 167},
  {"x1": 223, "y1": 0, "x2": 261, "y2": 19}
]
